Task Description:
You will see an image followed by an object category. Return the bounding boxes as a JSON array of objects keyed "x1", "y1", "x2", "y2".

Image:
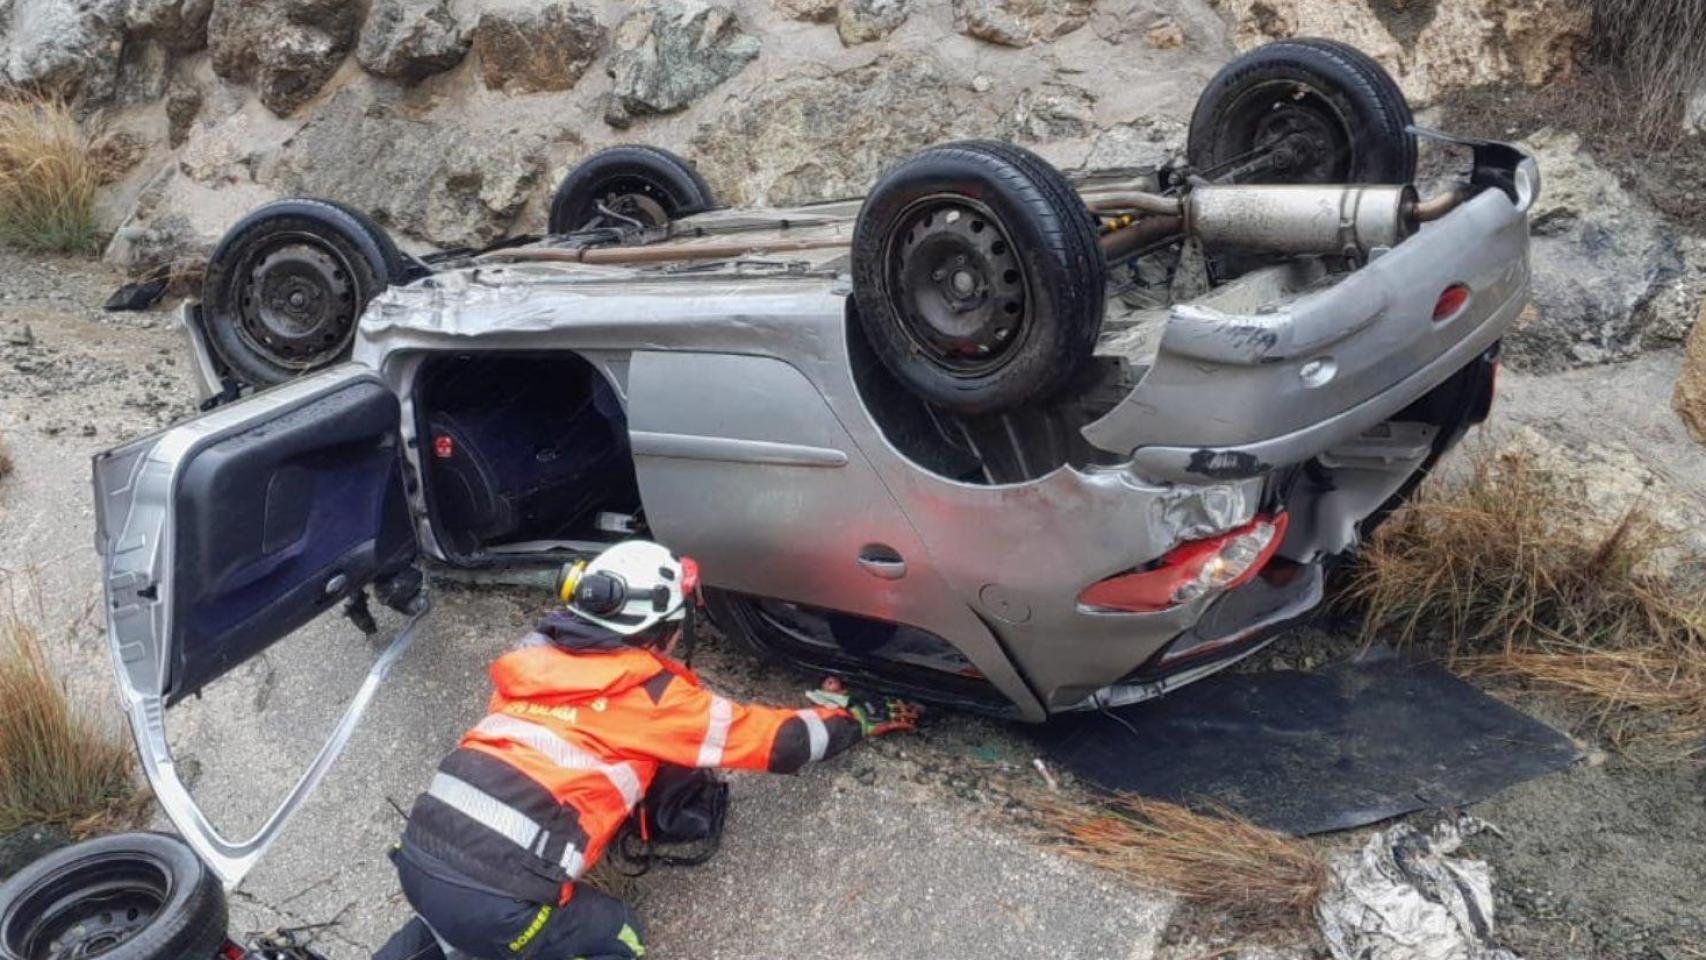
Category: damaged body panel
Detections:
[{"x1": 1085, "y1": 178, "x2": 1535, "y2": 482}]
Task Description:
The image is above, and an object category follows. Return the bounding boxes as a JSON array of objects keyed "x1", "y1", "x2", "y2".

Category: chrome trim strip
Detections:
[{"x1": 630, "y1": 431, "x2": 849, "y2": 467}]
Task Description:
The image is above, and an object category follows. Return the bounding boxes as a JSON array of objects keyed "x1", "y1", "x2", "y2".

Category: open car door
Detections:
[{"x1": 92, "y1": 366, "x2": 428, "y2": 888}]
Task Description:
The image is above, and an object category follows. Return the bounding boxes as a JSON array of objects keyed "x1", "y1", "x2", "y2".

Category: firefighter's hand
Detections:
[{"x1": 851, "y1": 697, "x2": 922, "y2": 737}]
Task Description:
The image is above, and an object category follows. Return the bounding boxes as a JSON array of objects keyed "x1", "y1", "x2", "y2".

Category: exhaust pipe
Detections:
[{"x1": 1184, "y1": 184, "x2": 1419, "y2": 256}]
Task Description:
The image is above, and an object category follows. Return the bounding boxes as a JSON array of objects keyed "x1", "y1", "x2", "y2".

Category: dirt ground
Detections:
[{"x1": 1, "y1": 248, "x2": 1704, "y2": 959}]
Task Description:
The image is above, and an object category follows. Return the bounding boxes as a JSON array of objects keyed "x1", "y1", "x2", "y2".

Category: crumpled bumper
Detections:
[{"x1": 1082, "y1": 149, "x2": 1539, "y2": 483}]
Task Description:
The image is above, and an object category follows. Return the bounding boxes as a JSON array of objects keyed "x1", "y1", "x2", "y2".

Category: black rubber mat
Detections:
[{"x1": 1035, "y1": 651, "x2": 1578, "y2": 835}]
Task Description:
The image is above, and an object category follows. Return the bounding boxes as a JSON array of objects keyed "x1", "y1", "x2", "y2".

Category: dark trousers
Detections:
[{"x1": 374, "y1": 854, "x2": 644, "y2": 960}]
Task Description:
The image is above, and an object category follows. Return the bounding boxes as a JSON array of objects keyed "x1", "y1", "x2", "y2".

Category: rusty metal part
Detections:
[
  {"x1": 1184, "y1": 184, "x2": 1418, "y2": 256},
  {"x1": 1409, "y1": 184, "x2": 1471, "y2": 222},
  {"x1": 1087, "y1": 193, "x2": 1184, "y2": 217},
  {"x1": 1098, "y1": 215, "x2": 1185, "y2": 261},
  {"x1": 479, "y1": 236, "x2": 852, "y2": 265}
]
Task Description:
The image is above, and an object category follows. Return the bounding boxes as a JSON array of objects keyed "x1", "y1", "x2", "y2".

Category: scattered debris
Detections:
[
  {"x1": 1318, "y1": 816, "x2": 1520, "y2": 960},
  {"x1": 1031, "y1": 757, "x2": 1059, "y2": 791},
  {"x1": 1035, "y1": 654, "x2": 1576, "y2": 835},
  {"x1": 103, "y1": 278, "x2": 168, "y2": 312}
]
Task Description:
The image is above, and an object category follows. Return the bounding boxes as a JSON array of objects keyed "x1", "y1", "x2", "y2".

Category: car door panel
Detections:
[
  {"x1": 626, "y1": 351, "x2": 932, "y2": 622},
  {"x1": 92, "y1": 365, "x2": 427, "y2": 887},
  {"x1": 166, "y1": 379, "x2": 415, "y2": 701}
]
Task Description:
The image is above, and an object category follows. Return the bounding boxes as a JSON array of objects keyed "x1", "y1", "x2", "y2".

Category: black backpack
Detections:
[{"x1": 609, "y1": 765, "x2": 729, "y2": 875}]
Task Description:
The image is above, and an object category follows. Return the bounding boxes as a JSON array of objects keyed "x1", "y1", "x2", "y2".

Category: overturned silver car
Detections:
[{"x1": 93, "y1": 39, "x2": 1536, "y2": 884}]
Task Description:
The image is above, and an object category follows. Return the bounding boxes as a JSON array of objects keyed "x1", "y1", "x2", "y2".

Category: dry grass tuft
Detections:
[
  {"x1": 0, "y1": 616, "x2": 146, "y2": 836},
  {"x1": 1351, "y1": 446, "x2": 1706, "y2": 748},
  {"x1": 1026, "y1": 792, "x2": 1328, "y2": 929},
  {"x1": 1579, "y1": 0, "x2": 1706, "y2": 145},
  {"x1": 0, "y1": 95, "x2": 103, "y2": 256}
]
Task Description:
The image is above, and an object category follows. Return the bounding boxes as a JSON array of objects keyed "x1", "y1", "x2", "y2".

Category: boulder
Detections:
[
  {"x1": 358, "y1": 0, "x2": 469, "y2": 83},
  {"x1": 474, "y1": 2, "x2": 605, "y2": 94},
  {"x1": 605, "y1": 1, "x2": 760, "y2": 127},
  {"x1": 1081, "y1": 114, "x2": 1184, "y2": 171},
  {"x1": 1, "y1": 0, "x2": 126, "y2": 104},
  {"x1": 1144, "y1": 16, "x2": 1183, "y2": 49},
  {"x1": 1674, "y1": 307, "x2": 1706, "y2": 446},
  {"x1": 998, "y1": 82, "x2": 1096, "y2": 143},
  {"x1": 836, "y1": 0, "x2": 908, "y2": 45},
  {"x1": 207, "y1": 0, "x2": 359, "y2": 116},
  {"x1": 953, "y1": 0, "x2": 1093, "y2": 47},
  {"x1": 266, "y1": 89, "x2": 545, "y2": 249},
  {"x1": 125, "y1": 0, "x2": 214, "y2": 52},
  {"x1": 165, "y1": 76, "x2": 202, "y2": 148},
  {"x1": 691, "y1": 54, "x2": 997, "y2": 207},
  {"x1": 1498, "y1": 426, "x2": 1706, "y2": 571},
  {"x1": 1217, "y1": 0, "x2": 1588, "y2": 107},
  {"x1": 1507, "y1": 130, "x2": 1705, "y2": 371},
  {"x1": 773, "y1": 0, "x2": 836, "y2": 22}
]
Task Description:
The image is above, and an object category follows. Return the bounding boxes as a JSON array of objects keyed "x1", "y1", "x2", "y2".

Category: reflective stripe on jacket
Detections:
[{"x1": 403, "y1": 612, "x2": 861, "y2": 904}]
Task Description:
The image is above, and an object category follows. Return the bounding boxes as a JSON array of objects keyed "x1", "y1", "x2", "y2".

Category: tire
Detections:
[
  {"x1": 548, "y1": 145, "x2": 715, "y2": 234},
  {"x1": 851, "y1": 140, "x2": 1107, "y2": 415},
  {"x1": 0, "y1": 832, "x2": 228, "y2": 960},
  {"x1": 202, "y1": 197, "x2": 404, "y2": 386},
  {"x1": 1187, "y1": 37, "x2": 1416, "y2": 185}
]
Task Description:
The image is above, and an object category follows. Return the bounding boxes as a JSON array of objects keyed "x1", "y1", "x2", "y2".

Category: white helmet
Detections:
[{"x1": 556, "y1": 540, "x2": 699, "y2": 637}]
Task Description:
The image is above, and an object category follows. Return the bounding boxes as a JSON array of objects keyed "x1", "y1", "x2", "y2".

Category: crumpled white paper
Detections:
[{"x1": 1317, "y1": 815, "x2": 1522, "y2": 960}]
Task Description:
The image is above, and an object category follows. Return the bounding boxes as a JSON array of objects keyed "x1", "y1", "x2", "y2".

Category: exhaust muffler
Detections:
[{"x1": 1184, "y1": 184, "x2": 1420, "y2": 257}]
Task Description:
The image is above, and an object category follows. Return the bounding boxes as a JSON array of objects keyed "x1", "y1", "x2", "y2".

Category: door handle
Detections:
[{"x1": 857, "y1": 544, "x2": 906, "y2": 580}]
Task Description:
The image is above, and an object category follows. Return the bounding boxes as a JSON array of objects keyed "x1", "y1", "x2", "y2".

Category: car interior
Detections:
[{"x1": 412, "y1": 352, "x2": 645, "y2": 561}]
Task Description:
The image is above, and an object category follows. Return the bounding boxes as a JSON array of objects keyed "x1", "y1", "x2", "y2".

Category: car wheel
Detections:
[
  {"x1": 0, "y1": 832, "x2": 228, "y2": 960},
  {"x1": 851, "y1": 140, "x2": 1107, "y2": 416},
  {"x1": 202, "y1": 198, "x2": 404, "y2": 386},
  {"x1": 548, "y1": 145, "x2": 716, "y2": 234},
  {"x1": 1187, "y1": 37, "x2": 1417, "y2": 185}
]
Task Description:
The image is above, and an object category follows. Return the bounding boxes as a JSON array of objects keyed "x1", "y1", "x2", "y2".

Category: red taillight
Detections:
[
  {"x1": 1078, "y1": 513, "x2": 1289, "y2": 613},
  {"x1": 220, "y1": 943, "x2": 247, "y2": 960},
  {"x1": 1433, "y1": 283, "x2": 1470, "y2": 322},
  {"x1": 432, "y1": 434, "x2": 455, "y2": 459}
]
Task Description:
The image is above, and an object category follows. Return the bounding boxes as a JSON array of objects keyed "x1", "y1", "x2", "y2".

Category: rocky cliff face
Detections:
[{"x1": 1, "y1": 0, "x2": 1701, "y2": 404}]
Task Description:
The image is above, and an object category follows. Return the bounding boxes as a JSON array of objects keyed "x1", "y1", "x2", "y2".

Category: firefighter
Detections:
[{"x1": 374, "y1": 541, "x2": 920, "y2": 960}]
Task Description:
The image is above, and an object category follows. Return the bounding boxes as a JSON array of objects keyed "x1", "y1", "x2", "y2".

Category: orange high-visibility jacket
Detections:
[{"x1": 401, "y1": 612, "x2": 861, "y2": 904}]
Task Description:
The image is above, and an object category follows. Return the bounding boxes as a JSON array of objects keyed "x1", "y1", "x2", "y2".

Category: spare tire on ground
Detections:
[
  {"x1": 0, "y1": 832, "x2": 228, "y2": 960},
  {"x1": 548, "y1": 145, "x2": 716, "y2": 235},
  {"x1": 1187, "y1": 37, "x2": 1417, "y2": 185},
  {"x1": 851, "y1": 140, "x2": 1107, "y2": 416},
  {"x1": 202, "y1": 197, "x2": 407, "y2": 387}
]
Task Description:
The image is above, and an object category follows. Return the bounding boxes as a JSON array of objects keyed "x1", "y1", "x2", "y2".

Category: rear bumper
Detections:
[{"x1": 1082, "y1": 158, "x2": 1537, "y2": 483}]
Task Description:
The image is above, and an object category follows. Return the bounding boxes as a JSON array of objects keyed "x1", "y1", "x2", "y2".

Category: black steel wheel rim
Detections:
[
  {"x1": 882, "y1": 196, "x2": 1032, "y2": 378},
  {"x1": 581, "y1": 176, "x2": 675, "y2": 230},
  {"x1": 1218, "y1": 80, "x2": 1355, "y2": 183},
  {"x1": 234, "y1": 231, "x2": 361, "y2": 370},
  {"x1": 2, "y1": 856, "x2": 171, "y2": 960}
]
